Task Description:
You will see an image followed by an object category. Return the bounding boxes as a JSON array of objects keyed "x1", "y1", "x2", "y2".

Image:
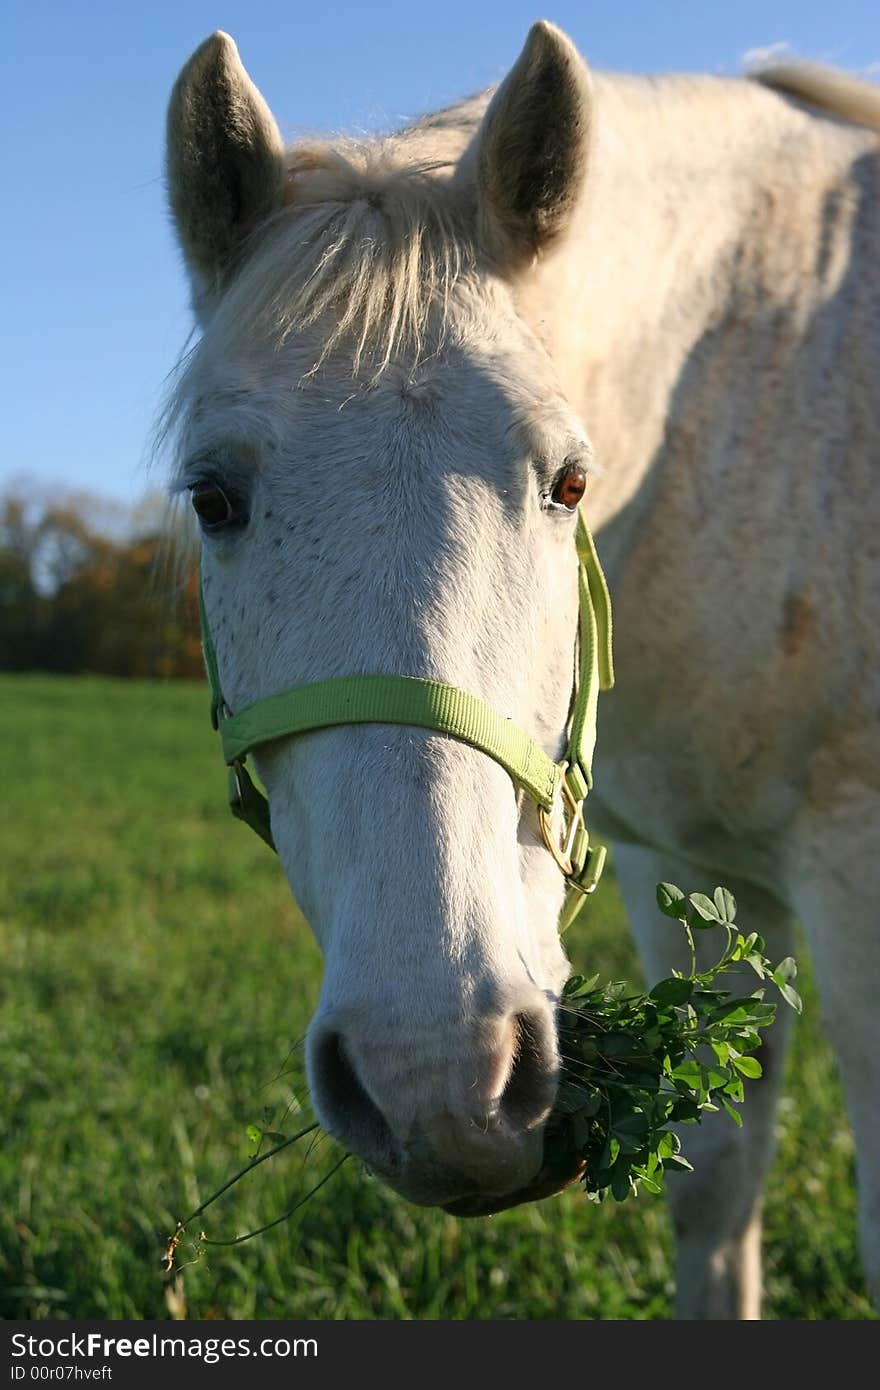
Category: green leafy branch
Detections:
[
  {"x1": 544, "y1": 883, "x2": 802, "y2": 1204},
  {"x1": 164, "y1": 881, "x2": 803, "y2": 1270}
]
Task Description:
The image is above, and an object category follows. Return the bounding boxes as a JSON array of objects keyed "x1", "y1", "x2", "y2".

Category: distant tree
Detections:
[
  {"x1": 0, "y1": 495, "x2": 43, "y2": 669},
  {"x1": 0, "y1": 484, "x2": 203, "y2": 679}
]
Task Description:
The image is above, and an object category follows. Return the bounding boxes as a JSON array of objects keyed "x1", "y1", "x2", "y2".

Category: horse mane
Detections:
[
  {"x1": 156, "y1": 121, "x2": 488, "y2": 496},
  {"x1": 752, "y1": 61, "x2": 880, "y2": 132},
  {"x1": 200, "y1": 138, "x2": 480, "y2": 379}
]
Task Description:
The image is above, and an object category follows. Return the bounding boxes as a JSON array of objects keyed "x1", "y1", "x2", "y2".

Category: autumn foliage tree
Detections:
[{"x1": 0, "y1": 486, "x2": 203, "y2": 679}]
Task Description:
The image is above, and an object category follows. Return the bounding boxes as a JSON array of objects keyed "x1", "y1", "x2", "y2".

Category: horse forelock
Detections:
[{"x1": 211, "y1": 136, "x2": 481, "y2": 368}]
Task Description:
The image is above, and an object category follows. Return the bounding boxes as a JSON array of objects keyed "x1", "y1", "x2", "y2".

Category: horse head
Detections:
[{"x1": 165, "y1": 23, "x2": 598, "y2": 1213}]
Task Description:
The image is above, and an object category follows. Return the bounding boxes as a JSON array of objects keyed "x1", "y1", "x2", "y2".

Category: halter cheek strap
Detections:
[{"x1": 200, "y1": 509, "x2": 614, "y2": 933}]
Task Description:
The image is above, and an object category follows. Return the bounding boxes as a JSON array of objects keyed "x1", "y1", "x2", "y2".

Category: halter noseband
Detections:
[{"x1": 199, "y1": 509, "x2": 614, "y2": 934}]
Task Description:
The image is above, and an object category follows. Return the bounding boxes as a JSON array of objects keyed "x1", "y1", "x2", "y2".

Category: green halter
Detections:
[{"x1": 200, "y1": 510, "x2": 614, "y2": 934}]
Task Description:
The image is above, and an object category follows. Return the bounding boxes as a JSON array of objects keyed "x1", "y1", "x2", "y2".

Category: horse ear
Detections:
[
  {"x1": 166, "y1": 32, "x2": 285, "y2": 313},
  {"x1": 467, "y1": 22, "x2": 593, "y2": 268}
]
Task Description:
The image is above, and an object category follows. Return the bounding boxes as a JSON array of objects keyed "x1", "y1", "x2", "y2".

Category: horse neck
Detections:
[{"x1": 525, "y1": 72, "x2": 878, "y2": 540}]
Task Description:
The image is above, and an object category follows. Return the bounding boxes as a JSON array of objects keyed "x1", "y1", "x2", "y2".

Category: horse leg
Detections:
[
  {"x1": 787, "y1": 796, "x2": 880, "y2": 1306},
  {"x1": 612, "y1": 843, "x2": 796, "y2": 1319}
]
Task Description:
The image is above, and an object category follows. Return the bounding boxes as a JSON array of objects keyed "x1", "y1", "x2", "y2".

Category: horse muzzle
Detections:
[{"x1": 307, "y1": 992, "x2": 565, "y2": 1209}]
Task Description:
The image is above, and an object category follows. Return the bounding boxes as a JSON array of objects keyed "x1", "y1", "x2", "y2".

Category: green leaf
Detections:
[
  {"x1": 670, "y1": 1060, "x2": 703, "y2": 1086},
  {"x1": 245, "y1": 1124, "x2": 262, "y2": 1156},
  {"x1": 615, "y1": 1133, "x2": 646, "y2": 1155},
  {"x1": 669, "y1": 1097, "x2": 702, "y2": 1122},
  {"x1": 636, "y1": 1174, "x2": 664, "y2": 1195},
  {"x1": 688, "y1": 892, "x2": 722, "y2": 923},
  {"x1": 776, "y1": 981, "x2": 803, "y2": 1014},
  {"x1": 664, "y1": 1153, "x2": 694, "y2": 1172},
  {"x1": 721, "y1": 1096, "x2": 743, "y2": 1126},
  {"x1": 709, "y1": 999, "x2": 760, "y2": 1025},
  {"x1": 748, "y1": 999, "x2": 776, "y2": 1019},
  {"x1": 774, "y1": 956, "x2": 798, "y2": 983},
  {"x1": 734, "y1": 1029, "x2": 766, "y2": 1052},
  {"x1": 649, "y1": 977, "x2": 693, "y2": 1007},
  {"x1": 733, "y1": 1055, "x2": 763, "y2": 1078},
  {"x1": 656, "y1": 882, "x2": 688, "y2": 918},
  {"x1": 565, "y1": 972, "x2": 601, "y2": 996},
  {"x1": 611, "y1": 1165, "x2": 632, "y2": 1202},
  {"x1": 713, "y1": 887, "x2": 737, "y2": 923}
]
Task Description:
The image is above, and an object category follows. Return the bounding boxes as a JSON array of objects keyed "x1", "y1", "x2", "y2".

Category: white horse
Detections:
[{"x1": 163, "y1": 24, "x2": 879, "y2": 1318}]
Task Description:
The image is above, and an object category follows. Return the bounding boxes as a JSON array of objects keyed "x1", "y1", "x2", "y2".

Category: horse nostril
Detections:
[
  {"x1": 309, "y1": 1029, "x2": 397, "y2": 1162},
  {"x1": 498, "y1": 1010, "x2": 559, "y2": 1130},
  {"x1": 308, "y1": 1005, "x2": 557, "y2": 1203}
]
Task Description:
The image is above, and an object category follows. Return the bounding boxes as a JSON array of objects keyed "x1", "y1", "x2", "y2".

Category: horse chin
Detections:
[{"x1": 441, "y1": 1156, "x2": 586, "y2": 1218}]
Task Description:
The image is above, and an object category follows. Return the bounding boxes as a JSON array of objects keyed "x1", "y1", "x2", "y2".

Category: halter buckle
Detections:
[
  {"x1": 228, "y1": 759, "x2": 276, "y2": 850},
  {"x1": 538, "y1": 761, "x2": 586, "y2": 879},
  {"x1": 228, "y1": 760, "x2": 248, "y2": 820}
]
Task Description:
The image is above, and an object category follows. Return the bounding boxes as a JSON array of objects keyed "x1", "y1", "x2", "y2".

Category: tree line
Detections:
[{"x1": 0, "y1": 486, "x2": 203, "y2": 679}]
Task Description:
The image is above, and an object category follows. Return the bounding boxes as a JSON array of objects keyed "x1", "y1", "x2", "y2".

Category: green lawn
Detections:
[{"x1": 0, "y1": 674, "x2": 873, "y2": 1319}]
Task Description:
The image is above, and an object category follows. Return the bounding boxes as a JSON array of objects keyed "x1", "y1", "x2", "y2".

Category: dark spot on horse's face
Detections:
[
  {"x1": 273, "y1": 537, "x2": 282, "y2": 549},
  {"x1": 264, "y1": 509, "x2": 274, "y2": 520},
  {"x1": 781, "y1": 592, "x2": 813, "y2": 658}
]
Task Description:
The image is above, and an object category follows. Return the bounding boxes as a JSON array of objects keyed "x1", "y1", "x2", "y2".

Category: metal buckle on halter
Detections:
[
  {"x1": 538, "y1": 761, "x2": 586, "y2": 879},
  {"x1": 566, "y1": 843, "x2": 606, "y2": 897},
  {"x1": 228, "y1": 760, "x2": 247, "y2": 820},
  {"x1": 228, "y1": 758, "x2": 276, "y2": 849}
]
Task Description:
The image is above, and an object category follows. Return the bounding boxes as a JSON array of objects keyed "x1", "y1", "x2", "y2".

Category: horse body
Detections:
[
  {"x1": 164, "y1": 25, "x2": 879, "y2": 1315},
  {"x1": 557, "y1": 74, "x2": 880, "y2": 871},
  {"x1": 542, "y1": 73, "x2": 880, "y2": 1318}
]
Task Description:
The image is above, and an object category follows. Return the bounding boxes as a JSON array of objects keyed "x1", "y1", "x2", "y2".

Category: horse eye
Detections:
[
  {"x1": 190, "y1": 481, "x2": 236, "y2": 529},
  {"x1": 550, "y1": 460, "x2": 587, "y2": 510}
]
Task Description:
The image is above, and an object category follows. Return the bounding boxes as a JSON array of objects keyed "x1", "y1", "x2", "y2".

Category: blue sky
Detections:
[{"x1": 3, "y1": 1, "x2": 877, "y2": 508}]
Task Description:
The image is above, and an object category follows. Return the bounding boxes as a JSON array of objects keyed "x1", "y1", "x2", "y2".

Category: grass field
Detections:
[{"x1": 0, "y1": 673, "x2": 874, "y2": 1320}]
